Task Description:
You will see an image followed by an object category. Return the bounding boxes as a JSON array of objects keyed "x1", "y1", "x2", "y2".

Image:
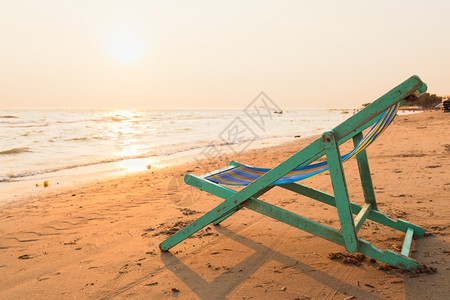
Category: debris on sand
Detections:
[
  {"x1": 327, "y1": 252, "x2": 366, "y2": 266},
  {"x1": 178, "y1": 208, "x2": 200, "y2": 215},
  {"x1": 378, "y1": 263, "x2": 437, "y2": 275},
  {"x1": 151, "y1": 221, "x2": 192, "y2": 237}
]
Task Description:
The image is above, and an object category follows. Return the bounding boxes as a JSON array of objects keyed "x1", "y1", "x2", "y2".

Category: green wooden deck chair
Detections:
[{"x1": 160, "y1": 75, "x2": 428, "y2": 270}]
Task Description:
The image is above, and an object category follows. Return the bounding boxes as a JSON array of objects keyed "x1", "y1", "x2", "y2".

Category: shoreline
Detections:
[
  {"x1": 0, "y1": 133, "x2": 303, "y2": 204},
  {"x1": 0, "y1": 111, "x2": 448, "y2": 299},
  {"x1": 0, "y1": 109, "x2": 421, "y2": 204}
]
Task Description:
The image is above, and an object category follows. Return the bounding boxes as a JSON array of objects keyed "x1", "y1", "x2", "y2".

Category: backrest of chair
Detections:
[
  {"x1": 205, "y1": 76, "x2": 427, "y2": 189},
  {"x1": 332, "y1": 75, "x2": 427, "y2": 144},
  {"x1": 206, "y1": 101, "x2": 401, "y2": 186}
]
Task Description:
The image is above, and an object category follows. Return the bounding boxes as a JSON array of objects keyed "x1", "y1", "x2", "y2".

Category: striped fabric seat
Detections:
[{"x1": 206, "y1": 103, "x2": 399, "y2": 186}]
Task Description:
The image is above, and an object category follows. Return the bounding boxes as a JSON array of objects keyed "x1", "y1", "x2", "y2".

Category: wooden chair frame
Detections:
[{"x1": 160, "y1": 75, "x2": 428, "y2": 269}]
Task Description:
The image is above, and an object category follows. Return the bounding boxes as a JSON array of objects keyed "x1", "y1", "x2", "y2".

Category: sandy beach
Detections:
[{"x1": 0, "y1": 110, "x2": 449, "y2": 299}]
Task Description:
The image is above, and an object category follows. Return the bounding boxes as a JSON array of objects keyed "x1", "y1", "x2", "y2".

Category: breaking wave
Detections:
[{"x1": 0, "y1": 147, "x2": 32, "y2": 155}]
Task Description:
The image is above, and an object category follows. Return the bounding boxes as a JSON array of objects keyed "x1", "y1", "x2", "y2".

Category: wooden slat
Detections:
[
  {"x1": 354, "y1": 203, "x2": 372, "y2": 232},
  {"x1": 401, "y1": 227, "x2": 415, "y2": 257}
]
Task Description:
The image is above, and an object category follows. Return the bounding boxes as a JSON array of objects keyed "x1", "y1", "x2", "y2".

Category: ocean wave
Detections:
[
  {"x1": 8, "y1": 123, "x2": 49, "y2": 128},
  {"x1": 0, "y1": 153, "x2": 156, "y2": 182},
  {"x1": 0, "y1": 171, "x2": 42, "y2": 182},
  {"x1": 0, "y1": 142, "x2": 212, "y2": 182},
  {"x1": 0, "y1": 176, "x2": 11, "y2": 182},
  {"x1": 55, "y1": 118, "x2": 107, "y2": 124},
  {"x1": 0, "y1": 134, "x2": 300, "y2": 183},
  {"x1": 157, "y1": 140, "x2": 235, "y2": 156},
  {"x1": 0, "y1": 147, "x2": 32, "y2": 155},
  {"x1": 64, "y1": 136, "x2": 105, "y2": 142}
]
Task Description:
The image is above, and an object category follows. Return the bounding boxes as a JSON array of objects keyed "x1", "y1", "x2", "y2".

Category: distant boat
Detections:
[
  {"x1": 341, "y1": 110, "x2": 349, "y2": 114},
  {"x1": 273, "y1": 110, "x2": 283, "y2": 114}
]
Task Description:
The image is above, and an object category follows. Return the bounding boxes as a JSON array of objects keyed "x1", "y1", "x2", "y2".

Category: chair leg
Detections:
[
  {"x1": 353, "y1": 132, "x2": 378, "y2": 209},
  {"x1": 323, "y1": 131, "x2": 359, "y2": 252},
  {"x1": 160, "y1": 174, "x2": 271, "y2": 251},
  {"x1": 159, "y1": 202, "x2": 236, "y2": 251}
]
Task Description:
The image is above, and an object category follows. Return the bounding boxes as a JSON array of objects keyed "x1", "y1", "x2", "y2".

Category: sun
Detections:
[{"x1": 107, "y1": 30, "x2": 144, "y2": 64}]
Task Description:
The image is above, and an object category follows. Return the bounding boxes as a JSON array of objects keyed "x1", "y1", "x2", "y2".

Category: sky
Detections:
[{"x1": 1, "y1": 0, "x2": 449, "y2": 110}]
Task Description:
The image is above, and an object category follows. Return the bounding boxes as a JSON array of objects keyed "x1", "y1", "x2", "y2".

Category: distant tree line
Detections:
[
  {"x1": 404, "y1": 93, "x2": 442, "y2": 109},
  {"x1": 361, "y1": 93, "x2": 443, "y2": 109}
]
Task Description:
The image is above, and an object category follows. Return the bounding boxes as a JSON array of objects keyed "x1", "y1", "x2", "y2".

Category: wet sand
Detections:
[{"x1": 0, "y1": 111, "x2": 449, "y2": 299}]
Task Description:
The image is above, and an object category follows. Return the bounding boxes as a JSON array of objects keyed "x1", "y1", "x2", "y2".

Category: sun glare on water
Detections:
[
  {"x1": 107, "y1": 30, "x2": 144, "y2": 64},
  {"x1": 104, "y1": 110, "x2": 155, "y2": 173}
]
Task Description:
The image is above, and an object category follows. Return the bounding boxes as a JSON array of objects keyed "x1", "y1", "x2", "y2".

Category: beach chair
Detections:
[{"x1": 160, "y1": 75, "x2": 428, "y2": 269}]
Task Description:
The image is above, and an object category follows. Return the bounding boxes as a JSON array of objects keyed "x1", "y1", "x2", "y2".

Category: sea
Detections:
[{"x1": 0, "y1": 108, "x2": 416, "y2": 202}]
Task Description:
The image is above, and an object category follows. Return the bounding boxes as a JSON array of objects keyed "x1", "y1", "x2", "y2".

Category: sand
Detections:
[{"x1": 0, "y1": 111, "x2": 449, "y2": 299}]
